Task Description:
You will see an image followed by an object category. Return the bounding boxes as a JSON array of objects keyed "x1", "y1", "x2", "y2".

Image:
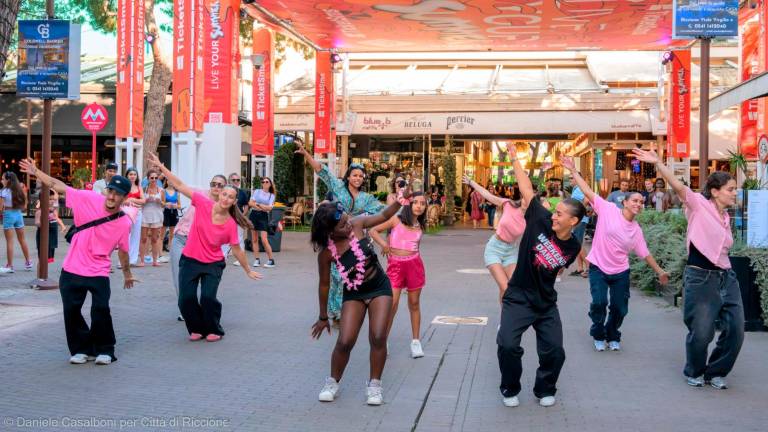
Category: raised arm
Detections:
[
  {"x1": 355, "y1": 200, "x2": 402, "y2": 231},
  {"x1": 462, "y1": 175, "x2": 507, "y2": 207},
  {"x1": 146, "y1": 152, "x2": 194, "y2": 199},
  {"x1": 560, "y1": 156, "x2": 597, "y2": 202},
  {"x1": 18, "y1": 158, "x2": 68, "y2": 195},
  {"x1": 507, "y1": 143, "x2": 534, "y2": 208},
  {"x1": 294, "y1": 141, "x2": 323, "y2": 173},
  {"x1": 632, "y1": 149, "x2": 688, "y2": 202}
]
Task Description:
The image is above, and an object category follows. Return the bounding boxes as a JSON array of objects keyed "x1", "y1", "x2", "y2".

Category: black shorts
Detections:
[
  {"x1": 163, "y1": 208, "x2": 179, "y2": 227},
  {"x1": 249, "y1": 210, "x2": 269, "y2": 232},
  {"x1": 342, "y1": 267, "x2": 393, "y2": 303}
]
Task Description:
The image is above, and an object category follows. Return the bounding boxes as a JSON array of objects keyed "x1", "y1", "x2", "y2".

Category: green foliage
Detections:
[
  {"x1": 629, "y1": 211, "x2": 688, "y2": 295},
  {"x1": 274, "y1": 143, "x2": 303, "y2": 203},
  {"x1": 374, "y1": 191, "x2": 388, "y2": 201},
  {"x1": 731, "y1": 243, "x2": 768, "y2": 321},
  {"x1": 441, "y1": 136, "x2": 456, "y2": 224},
  {"x1": 71, "y1": 167, "x2": 92, "y2": 189}
]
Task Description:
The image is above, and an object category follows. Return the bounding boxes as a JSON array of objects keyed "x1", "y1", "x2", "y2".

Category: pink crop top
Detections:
[
  {"x1": 495, "y1": 201, "x2": 525, "y2": 243},
  {"x1": 389, "y1": 222, "x2": 422, "y2": 252}
]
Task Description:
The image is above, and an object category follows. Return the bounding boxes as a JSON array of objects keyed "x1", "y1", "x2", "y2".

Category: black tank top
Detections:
[{"x1": 687, "y1": 243, "x2": 721, "y2": 271}]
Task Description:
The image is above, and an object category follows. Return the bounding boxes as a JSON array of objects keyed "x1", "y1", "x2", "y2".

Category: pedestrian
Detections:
[
  {"x1": 138, "y1": 169, "x2": 164, "y2": 267},
  {"x1": 92, "y1": 162, "x2": 118, "y2": 195},
  {"x1": 386, "y1": 175, "x2": 406, "y2": 206},
  {"x1": 310, "y1": 193, "x2": 408, "y2": 405},
  {"x1": 545, "y1": 179, "x2": 563, "y2": 211},
  {"x1": 34, "y1": 189, "x2": 66, "y2": 263},
  {"x1": 640, "y1": 179, "x2": 655, "y2": 208},
  {"x1": 369, "y1": 192, "x2": 427, "y2": 359},
  {"x1": 19, "y1": 157, "x2": 139, "y2": 365},
  {"x1": 497, "y1": 152, "x2": 586, "y2": 409},
  {"x1": 633, "y1": 148, "x2": 743, "y2": 390},
  {"x1": 169, "y1": 174, "x2": 228, "y2": 321},
  {"x1": 247, "y1": 176, "x2": 276, "y2": 268},
  {"x1": 146, "y1": 153, "x2": 260, "y2": 342},
  {"x1": 122, "y1": 168, "x2": 145, "y2": 266},
  {"x1": 463, "y1": 169, "x2": 526, "y2": 304},
  {"x1": 0, "y1": 171, "x2": 33, "y2": 273},
  {"x1": 161, "y1": 178, "x2": 180, "y2": 257},
  {"x1": 650, "y1": 178, "x2": 668, "y2": 212},
  {"x1": 469, "y1": 188, "x2": 484, "y2": 229},
  {"x1": 295, "y1": 139, "x2": 383, "y2": 323},
  {"x1": 484, "y1": 180, "x2": 498, "y2": 229},
  {"x1": 561, "y1": 157, "x2": 669, "y2": 352},
  {"x1": 606, "y1": 180, "x2": 630, "y2": 208},
  {"x1": 567, "y1": 185, "x2": 590, "y2": 278},
  {"x1": 228, "y1": 172, "x2": 250, "y2": 259}
]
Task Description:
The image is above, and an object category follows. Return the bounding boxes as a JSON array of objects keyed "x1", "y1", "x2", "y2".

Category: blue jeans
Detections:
[
  {"x1": 486, "y1": 206, "x2": 496, "y2": 228},
  {"x1": 683, "y1": 266, "x2": 744, "y2": 379},
  {"x1": 588, "y1": 264, "x2": 630, "y2": 342}
]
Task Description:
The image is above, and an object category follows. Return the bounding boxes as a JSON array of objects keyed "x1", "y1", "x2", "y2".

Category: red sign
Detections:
[
  {"x1": 668, "y1": 50, "x2": 691, "y2": 159},
  {"x1": 173, "y1": 0, "x2": 205, "y2": 132},
  {"x1": 81, "y1": 103, "x2": 109, "y2": 131},
  {"x1": 246, "y1": 1, "x2": 687, "y2": 52},
  {"x1": 740, "y1": 16, "x2": 760, "y2": 159},
  {"x1": 203, "y1": 0, "x2": 240, "y2": 124},
  {"x1": 251, "y1": 28, "x2": 274, "y2": 156},
  {"x1": 116, "y1": 0, "x2": 144, "y2": 139},
  {"x1": 314, "y1": 51, "x2": 333, "y2": 154},
  {"x1": 758, "y1": 0, "x2": 768, "y2": 149}
]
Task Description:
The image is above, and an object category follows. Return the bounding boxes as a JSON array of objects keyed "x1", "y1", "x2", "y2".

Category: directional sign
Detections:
[
  {"x1": 673, "y1": 0, "x2": 738, "y2": 39},
  {"x1": 81, "y1": 103, "x2": 108, "y2": 131}
]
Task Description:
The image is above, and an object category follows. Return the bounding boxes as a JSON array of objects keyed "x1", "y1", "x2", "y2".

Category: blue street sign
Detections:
[
  {"x1": 673, "y1": 0, "x2": 738, "y2": 39},
  {"x1": 16, "y1": 20, "x2": 81, "y2": 99}
]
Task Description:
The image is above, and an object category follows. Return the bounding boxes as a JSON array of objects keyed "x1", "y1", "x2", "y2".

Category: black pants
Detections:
[
  {"x1": 36, "y1": 225, "x2": 58, "y2": 259},
  {"x1": 497, "y1": 290, "x2": 565, "y2": 398},
  {"x1": 178, "y1": 255, "x2": 226, "y2": 336},
  {"x1": 59, "y1": 270, "x2": 116, "y2": 360}
]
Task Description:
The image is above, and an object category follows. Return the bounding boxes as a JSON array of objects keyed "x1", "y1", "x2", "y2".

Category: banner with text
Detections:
[
  {"x1": 173, "y1": 0, "x2": 205, "y2": 132},
  {"x1": 116, "y1": 0, "x2": 144, "y2": 139},
  {"x1": 203, "y1": 0, "x2": 239, "y2": 124},
  {"x1": 314, "y1": 51, "x2": 333, "y2": 154},
  {"x1": 251, "y1": 28, "x2": 274, "y2": 156},
  {"x1": 668, "y1": 50, "x2": 691, "y2": 158},
  {"x1": 758, "y1": 0, "x2": 768, "y2": 150},
  {"x1": 16, "y1": 20, "x2": 80, "y2": 99},
  {"x1": 740, "y1": 14, "x2": 759, "y2": 159}
]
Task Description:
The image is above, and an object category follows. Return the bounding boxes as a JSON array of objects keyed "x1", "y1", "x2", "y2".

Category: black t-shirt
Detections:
[
  {"x1": 236, "y1": 188, "x2": 250, "y2": 210},
  {"x1": 507, "y1": 198, "x2": 581, "y2": 309}
]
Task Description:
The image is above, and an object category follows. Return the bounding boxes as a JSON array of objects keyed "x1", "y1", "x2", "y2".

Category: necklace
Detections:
[{"x1": 328, "y1": 233, "x2": 367, "y2": 291}]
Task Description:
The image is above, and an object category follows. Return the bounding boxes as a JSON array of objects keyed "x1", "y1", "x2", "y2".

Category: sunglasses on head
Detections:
[
  {"x1": 334, "y1": 202, "x2": 344, "y2": 220},
  {"x1": 349, "y1": 163, "x2": 364, "y2": 170},
  {"x1": 210, "y1": 182, "x2": 225, "y2": 188}
]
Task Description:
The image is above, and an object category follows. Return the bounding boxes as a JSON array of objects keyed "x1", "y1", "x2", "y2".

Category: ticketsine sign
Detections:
[
  {"x1": 673, "y1": 0, "x2": 738, "y2": 39},
  {"x1": 16, "y1": 20, "x2": 81, "y2": 99}
]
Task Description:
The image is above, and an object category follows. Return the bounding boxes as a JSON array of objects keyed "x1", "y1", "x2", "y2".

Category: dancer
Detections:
[
  {"x1": 497, "y1": 152, "x2": 586, "y2": 408},
  {"x1": 0, "y1": 172, "x2": 32, "y2": 273},
  {"x1": 463, "y1": 172, "x2": 526, "y2": 304},
  {"x1": 35, "y1": 189, "x2": 66, "y2": 263},
  {"x1": 633, "y1": 148, "x2": 742, "y2": 390},
  {"x1": 369, "y1": 192, "x2": 427, "y2": 359},
  {"x1": 561, "y1": 157, "x2": 669, "y2": 352},
  {"x1": 247, "y1": 176, "x2": 276, "y2": 268},
  {"x1": 296, "y1": 140, "x2": 383, "y2": 322},
  {"x1": 122, "y1": 168, "x2": 145, "y2": 266},
  {"x1": 567, "y1": 185, "x2": 590, "y2": 278},
  {"x1": 310, "y1": 192, "x2": 409, "y2": 405},
  {"x1": 19, "y1": 157, "x2": 138, "y2": 365},
  {"x1": 138, "y1": 170, "x2": 165, "y2": 266},
  {"x1": 146, "y1": 153, "x2": 260, "y2": 342}
]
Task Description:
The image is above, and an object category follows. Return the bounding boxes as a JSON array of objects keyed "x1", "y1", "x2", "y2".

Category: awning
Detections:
[{"x1": 709, "y1": 72, "x2": 768, "y2": 114}]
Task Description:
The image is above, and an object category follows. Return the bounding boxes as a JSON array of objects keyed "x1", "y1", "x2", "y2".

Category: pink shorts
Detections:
[{"x1": 386, "y1": 254, "x2": 425, "y2": 291}]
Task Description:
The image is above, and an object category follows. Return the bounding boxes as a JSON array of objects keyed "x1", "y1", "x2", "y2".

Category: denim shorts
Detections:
[
  {"x1": 483, "y1": 234, "x2": 520, "y2": 267},
  {"x1": 2, "y1": 209, "x2": 24, "y2": 230}
]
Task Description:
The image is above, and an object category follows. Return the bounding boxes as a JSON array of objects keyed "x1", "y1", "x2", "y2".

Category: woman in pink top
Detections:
[
  {"x1": 463, "y1": 166, "x2": 527, "y2": 304},
  {"x1": 633, "y1": 148, "x2": 742, "y2": 390},
  {"x1": 370, "y1": 192, "x2": 427, "y2": 359},
  {"x1": 562, "y1": 157, "x2": 668, "y2": 352},
  {"x1": 147, "y1": 153, "x2": 261, "y2": 342}
]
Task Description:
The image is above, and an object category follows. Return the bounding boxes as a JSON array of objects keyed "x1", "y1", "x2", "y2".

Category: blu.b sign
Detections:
[
  {"x1": 16, "y1": 20, "x2": 81, "y2": 99},
  {"x1": 673, "y1": 0, "x2": 738, "y2": 39}
]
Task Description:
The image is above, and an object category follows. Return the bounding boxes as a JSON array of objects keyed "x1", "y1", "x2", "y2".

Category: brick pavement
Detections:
[{"x1": 0, "y1": 227, "x2": 766, "y2": 431}]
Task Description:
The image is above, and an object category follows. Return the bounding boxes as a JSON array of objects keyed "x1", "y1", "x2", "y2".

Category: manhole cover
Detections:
[
  {"x1": 431, "y1": 315, "x2": 488, "y2": 326},
  {"x1": 456, "y1": 268, "x2": 489, "y2": 274}
]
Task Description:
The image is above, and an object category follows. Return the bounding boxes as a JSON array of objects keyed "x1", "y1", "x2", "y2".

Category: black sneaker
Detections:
[
  {"x1": 177, "y1": 315, "x2": 185, "y2": 322},
  {"x1": 264, "y1": 259, "x2": 275, "y2": 268}
]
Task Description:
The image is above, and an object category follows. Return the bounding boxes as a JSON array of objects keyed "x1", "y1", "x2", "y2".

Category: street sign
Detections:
[
  {"x1": 81, "y1": 103, "x2": 108, "y2": 182},
  {"x1": 673, "y1": 0, "x2": 738, "y2": 39},
  {"x1": 16, "y1": 20, "x2": 81, "y2": 99}
]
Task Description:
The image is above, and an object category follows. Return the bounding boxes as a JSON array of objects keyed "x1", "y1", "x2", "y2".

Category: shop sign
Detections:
[
  {"x1": 673, "y1": 0, "x2": 738, "y2": 39},
  {"x1": 173, "y1": 0, "x2": 206, "y2": 132},
  {"x1": 667, "y1": 50, "x2": 691, "y2": 158},
  {"x1": 740, "y1": 17, "x2": 760, "y2": 159},
  {"x1": 251, "y1": 28, "x2": 274, "y2": 156},
  {"x1": 203, "y1": 0, "x2": 239, "y2": 124},
  {"x1": 275, "y1": 113, "x2": 313, "y2": 131},
  {"x1": 16, "y1": 20, "x2": 80, "y2": 99},
  {"x1": 445, "y1": 115, "x2": 477, "y2": 131},
  {"x1": 116, "y1": 0, "x2": 144, "y2": 139},
  {"x1": 81, "y1": 103, "x2": 108, "y2": 131}
]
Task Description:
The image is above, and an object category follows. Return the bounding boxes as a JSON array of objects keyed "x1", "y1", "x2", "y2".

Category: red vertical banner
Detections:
[
  {"x1": 758, "y1": 0, "x2": 768, "y2": 149},
  {"x1": 131, "y1": 0, "x2": 145, "y2": 138},
  {"x1": 740, "y1": 16, "x2": 760, "y2": 159},
  {"x1": 251, "y1": 28, "x2": 273, "y2": 156},
  {"x1": 172, "y1": 0, "x2": 192, "y2": 132},
  {"x1": 192, "y1": 0, "x2": 205, "y2": 132},
  {"x1": 115, "y1": 0, "x2": 132, "y2": 137},
  {"x1": 314, "y1": 52, "x2": 334, "y2": 154},
  {"x1": 203, "y1": 0, "x2": 239, "y2": 124},
  {"x1": 668, "y1": 50, "x2": 691, "y2": 159}
]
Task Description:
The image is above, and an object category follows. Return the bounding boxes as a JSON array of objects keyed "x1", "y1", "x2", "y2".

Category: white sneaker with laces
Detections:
[
  {"x1": 157, "y1": 255, "x2": 170, "y2": 263},
  {"x1": 686, "y1": 375, "x2": 704, "y2": 387},
  {"x1": 594, "y1": 340, "x2": 607, "y2": 352},
  {"x1": 608, "y1": 341, "x2": 621, "y2": 351},
  {"x1": 94, "y1": 355, "x2": 112, "y2": 365},
  {"x1": 252, "y1": 259, "x2": 261, "y2": 267},
  {"x1": 502, "y1": 396, "x2": 519, "y2": 407},
  {"x1": 410, "y1": 339, "x2": 424, "y2": 358},
  {"x1": 0, "y1": 266, "x2": 14, "y2": 274},
  {"x1": 69, "y1": 353, "x2": 89, "y2": 364},
  {"x1": 232, "y1": 260, "x2": 241, "y2": 266},
  {"x1": 709, "y1": 376, "x2": 728, "y2": 389},
  {"x1": 539, "y1": 396, "x2": 556, "y2": 407},
  {"x1": 366, "y1": 380, "x2": 383, "y2": 406},
  {"x1": 318, "y1": 377, "x2": 339, "y2": 402}
]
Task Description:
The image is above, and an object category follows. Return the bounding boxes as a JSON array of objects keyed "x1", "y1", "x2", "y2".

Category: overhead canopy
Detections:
[{"x1": 247, "y1": 1, "x2": 687, "y2": 52}]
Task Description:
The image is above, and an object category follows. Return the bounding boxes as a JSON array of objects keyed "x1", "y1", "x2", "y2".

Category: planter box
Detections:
[{"x1": 730, "y1": 256, "x2": 767, "y2": 332}]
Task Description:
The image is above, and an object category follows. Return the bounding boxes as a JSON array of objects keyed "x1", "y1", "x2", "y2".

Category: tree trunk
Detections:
[
  {"x1": 142, "y1": 0, "x2": 172, "y2": 171},
  {"x1": 0, "y1": 0, "x2": 21, "y2": 82}
]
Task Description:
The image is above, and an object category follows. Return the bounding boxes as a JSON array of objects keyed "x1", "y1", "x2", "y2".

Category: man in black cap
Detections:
[
  {"x1": 19, "y1": 157, "x2": 139, "y2": 365},
  {"x1": 92, "y1": 162, "x2": 119, "y2": 195}
]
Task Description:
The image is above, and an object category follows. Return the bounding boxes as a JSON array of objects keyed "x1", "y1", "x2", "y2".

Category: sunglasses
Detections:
[
  {"x1": 209, "y1": 182, "x2": 225, "y2": 188},
  {"x1": 149, "y1": 176, "x2": 158, "y2": 180},
  {"x1": 261, "y1": 180, "x2": 270, "y2": 184},
  {"x1": 334, "y1": 202, "x2": 344, "y2": 220},
  {"x1": 231, "y1": 178, "x2": 241, "y2": 182}
]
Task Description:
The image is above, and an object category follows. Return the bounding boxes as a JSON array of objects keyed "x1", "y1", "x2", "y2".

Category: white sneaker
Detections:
[
  {"x1": 0, "y1": 266, "x2": 14, "y2": 274},
  {"x1": 157, "y1": 255, "x2": 170, "y2": 263},
  {"x1": 94, "y1": 355, "x2": 112, "y2": 365},
  {"x1": 709, "y1": 376, "x2": 728, "y2": 390},
  {"x1": 386, "y1": 341, "x2": 390, "y2": 357},
  {"x1": 410, "y1": 340, "x2": 424, "y2": 358},
  {"x1": 366, "y1": 380, "x2": 383, "y2": 406},
  {"x1": 232, "y1": 260, "x2": 241, "y2": 266},
  {"x1": 263, "y1": 259, "x2": 275, "y2": 268},
  {"x1": 555, "y1": 277, "x2": 562, "y2": 283},
  {"x1": 318, "y1": 377, "x2": 339, "y2": 402},
  {"x1": 25, "y1": 261, "x2": 34, "y2": 271},
  {"x1": 539, "y1": 396, "x2": 556, "y2": 407},
  {"x1": 69, "y1": 353, "x2": 89, "y2": 364},
  {"x1": 608, "y1": 341, "x2": 621, "y2": 351},
  {"x1": 252, "y1": 259, "x2": 261, "y2": 267},
  {"x1": 594, "y1": 340, "x2": 607, "y2": 352},
  {"x1": 502, "y1": 396, "x2": 519, "y2": 407}
]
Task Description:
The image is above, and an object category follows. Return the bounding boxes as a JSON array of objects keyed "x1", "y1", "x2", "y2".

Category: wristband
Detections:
[
  {"x1": 397, "y1": 190, "x2": 411, "y2": 206},
  {"x1": 319, "y1": 316, "x2": 329, "y2": 321}
]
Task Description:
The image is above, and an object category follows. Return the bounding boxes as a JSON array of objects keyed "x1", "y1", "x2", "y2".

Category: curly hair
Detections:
[
  {"x1": 311, "y1": 202, "x2": 342, "y2": 251},
  {"x1": 702, "y1": 171, "x2": 734, "y2": 200}
]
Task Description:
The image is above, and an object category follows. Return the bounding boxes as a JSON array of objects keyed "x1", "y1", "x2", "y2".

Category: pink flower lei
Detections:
[{"x1": 327, "y1": 232, "x2": 367, "y2": 291}]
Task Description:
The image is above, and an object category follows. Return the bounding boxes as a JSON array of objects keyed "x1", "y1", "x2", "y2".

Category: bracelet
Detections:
[{"x1": 318, "y1": 316, "x2": 329, "y2": 321}]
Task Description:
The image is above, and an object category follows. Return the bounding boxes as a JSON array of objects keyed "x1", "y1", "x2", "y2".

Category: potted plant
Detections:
[{"x1": 441, "y1": 136, "x2": 456, "y2": 226}]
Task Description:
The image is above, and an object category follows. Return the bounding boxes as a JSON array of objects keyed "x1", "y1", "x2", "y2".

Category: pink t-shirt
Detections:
[
  {"x1": 62, "y1": 187, "x2": 138, "y2": 277},
  {"x1": 683, "y1": 188, "x2": 733, "y2": 269},
  {"x1": 587, "y1": 195, "x2": 650, "y2": 275},
  {"x1": 182, "y1": 192, "x2": 239, "y2": 263},
  {"x1": 495, "y1": 201, "x2": 525, "y2": 243}
]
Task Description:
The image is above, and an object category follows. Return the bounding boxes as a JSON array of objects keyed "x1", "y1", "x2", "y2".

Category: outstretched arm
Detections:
[
  {"x1": 145, "y1": 152, "x2": 194, "y2": 199},
  {"x1": 507, "y1": 143, "x2": 533, "y2": 208},
  {"x1": 462, "y1": 175, "x2": 506, "y2": 207},
  {"x1": 355, "y1": 200, "x2": 402, "y2": 231},
  {"x1": 560, "y1": 156, "x2": 596, "y2": 202},
  {"x1": 632, "y1": 149, "x2": 688, "y2": 202},
  {"x1": 18, "y1": 158, "x2": 67, "y2": 195},
  {"x1": 294, "y1": 141, "x2": 323, "y2": 173}
]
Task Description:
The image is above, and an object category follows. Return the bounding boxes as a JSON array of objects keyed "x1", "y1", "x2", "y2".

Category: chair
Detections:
[
  {"x1": 426, "y1": 204, "x2": 442, "y2": 230},
  {"x1": 283, "y1": 201, "x2": 305, "y2": 229}
]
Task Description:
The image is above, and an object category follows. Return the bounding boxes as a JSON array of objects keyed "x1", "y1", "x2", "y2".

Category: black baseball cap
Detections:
[
  {"x1": 105, "y1": 162, "x2": 119, "y2": 171},
  {"x1": 106, "y1": 175, "x2": 132, "y2": 196}
]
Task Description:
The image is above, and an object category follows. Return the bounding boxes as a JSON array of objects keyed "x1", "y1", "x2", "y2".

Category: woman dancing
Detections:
[
  {"x1": 310, "y1": 191, "x2": 410, "y2": 405},
  {"x1": 370, "y1": 192, "x2": 427, "y2": 359}
]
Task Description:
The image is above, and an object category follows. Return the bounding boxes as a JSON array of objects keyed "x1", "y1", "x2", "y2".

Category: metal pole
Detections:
[
  {"x1": 698, "y1": 38, "x2": 711, "y2": 190},
  {"x1": 26, "y1": 101, "x2": 32, "y2": 193}
]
